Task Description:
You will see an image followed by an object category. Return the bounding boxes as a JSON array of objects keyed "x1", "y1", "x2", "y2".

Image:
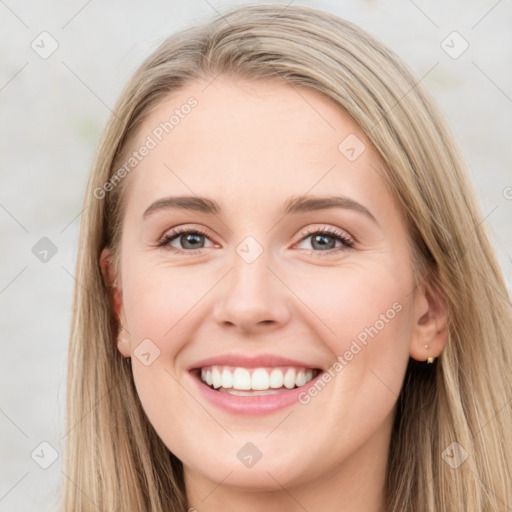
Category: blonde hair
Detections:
[{"x1": 62, "y1": 4, "x2": 512, "y2": 511}]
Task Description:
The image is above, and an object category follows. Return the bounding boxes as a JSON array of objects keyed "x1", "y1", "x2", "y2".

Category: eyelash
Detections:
[{"x1": 156, "y1": 225, "x2": 355, "y2": 256}]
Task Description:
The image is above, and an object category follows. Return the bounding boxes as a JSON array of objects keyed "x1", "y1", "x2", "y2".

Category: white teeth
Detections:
[
  {"x1": 251, "y1": 368, "x2": 270, "y2": 390},
  {"x1": 296, "y1": 370, "x2": 306, "y2": 387},
  {"x1": 221, "y1": 388, "x2": 282, "y2": 396},
  {"x1": 199, "y1": 365, "x2": 317, "y2": 391},
  {"x1": 212, "y1": 367, "x2": 222, "y2": 389},
  {"x1": 269, "y1": 368, "x2": 284, "y2": 389},
  {"x1": 221, "y1": 368, "x2": 233, "y2": 388},
  {"x1": 232, "y1": 368, "x2": 251, "y2": 390},
  {"x1": 283, "y1": 368, "x2": 296, "y2": 389}
]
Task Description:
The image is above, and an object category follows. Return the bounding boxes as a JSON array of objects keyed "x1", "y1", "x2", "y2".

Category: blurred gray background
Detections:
[{"x1": 1, "y1": 0, "x2": 511, "y2": 510}]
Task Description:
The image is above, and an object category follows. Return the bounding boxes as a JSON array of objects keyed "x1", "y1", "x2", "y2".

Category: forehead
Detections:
[{"x1": 123, "y1": 76, "x2": 396, "y2": 222}]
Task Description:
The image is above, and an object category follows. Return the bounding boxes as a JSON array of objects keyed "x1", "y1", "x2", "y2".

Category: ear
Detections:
[
  {"x1": 100, "y1": 248, "x2": 130, "y2": 358},
  {"x1": 409, "y1": 275, "x2": 449, "y2": 362}
]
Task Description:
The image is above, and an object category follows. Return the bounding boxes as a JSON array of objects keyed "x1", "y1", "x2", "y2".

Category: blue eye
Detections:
[
  {"x1": 296, "y1": 227, "x2": 354, "y2": 254},
  {"x1": 156, "y1": 225, "x2": 354, "y2": 256},
  {"x1": 157, "y1": 227, "x2": 213, "y2": 254}
]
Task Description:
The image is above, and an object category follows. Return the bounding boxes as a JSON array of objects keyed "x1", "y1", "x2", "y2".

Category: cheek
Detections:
[
  {"x1": 294, "y1": 260, "x2": 413, "y2": 348},
  {"x1": 121, "y1": 260, "x2": 207, "y2": 446},
  {"x1": 122, "y1": 258, "x2": 208, "y2": 346},
  {"x1": 293, "y1": 260, "x2": 414, "y2": 404}
]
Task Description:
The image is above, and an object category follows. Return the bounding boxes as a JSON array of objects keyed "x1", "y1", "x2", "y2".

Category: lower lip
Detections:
[{"x1": 190, "y1": 370, "x2": 324, "y2": 415}]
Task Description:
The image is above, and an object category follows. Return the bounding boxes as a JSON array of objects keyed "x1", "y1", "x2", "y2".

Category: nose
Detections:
[{"x1": 212, "y1": 250, "x2": 292, "y2": 335}]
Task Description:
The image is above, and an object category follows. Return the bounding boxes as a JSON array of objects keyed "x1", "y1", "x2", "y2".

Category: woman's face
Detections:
[{"x1": 106, "y1": 76, "x2": 439, "y2": 497}]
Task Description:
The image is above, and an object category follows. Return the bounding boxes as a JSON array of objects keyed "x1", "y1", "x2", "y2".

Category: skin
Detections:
[{"x1": 101, "y1": 76, "x2": 448, "y2": 512}]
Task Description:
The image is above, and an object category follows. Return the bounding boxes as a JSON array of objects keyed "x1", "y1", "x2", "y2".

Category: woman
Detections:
[{"x1": 62, "y1": 4, "x2": 512, "y2": 511}]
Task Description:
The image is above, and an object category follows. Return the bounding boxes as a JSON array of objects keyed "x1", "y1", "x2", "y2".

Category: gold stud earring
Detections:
[{"x1": 424, "y1": 344, "x2": 435, "y2": 364}]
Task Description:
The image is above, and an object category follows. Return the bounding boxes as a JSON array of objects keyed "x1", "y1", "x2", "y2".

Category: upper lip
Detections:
[{"x1": 188, "y1": 354, "x2": 323, "y2": 371}]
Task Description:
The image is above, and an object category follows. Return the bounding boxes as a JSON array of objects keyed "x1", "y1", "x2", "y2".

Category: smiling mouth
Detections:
[{"x1": 194, "y1": 365, "x2": 322, "y2": 396}]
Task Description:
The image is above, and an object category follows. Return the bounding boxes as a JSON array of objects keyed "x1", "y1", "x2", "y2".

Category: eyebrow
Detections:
[{"x1": 143, "y1": 194, "x2": 378, "y2": 224}]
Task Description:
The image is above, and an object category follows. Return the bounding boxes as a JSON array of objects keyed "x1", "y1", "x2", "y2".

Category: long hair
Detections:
[{"x1": 61, "y1": 4, "x2": 512, "y2": 511}]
